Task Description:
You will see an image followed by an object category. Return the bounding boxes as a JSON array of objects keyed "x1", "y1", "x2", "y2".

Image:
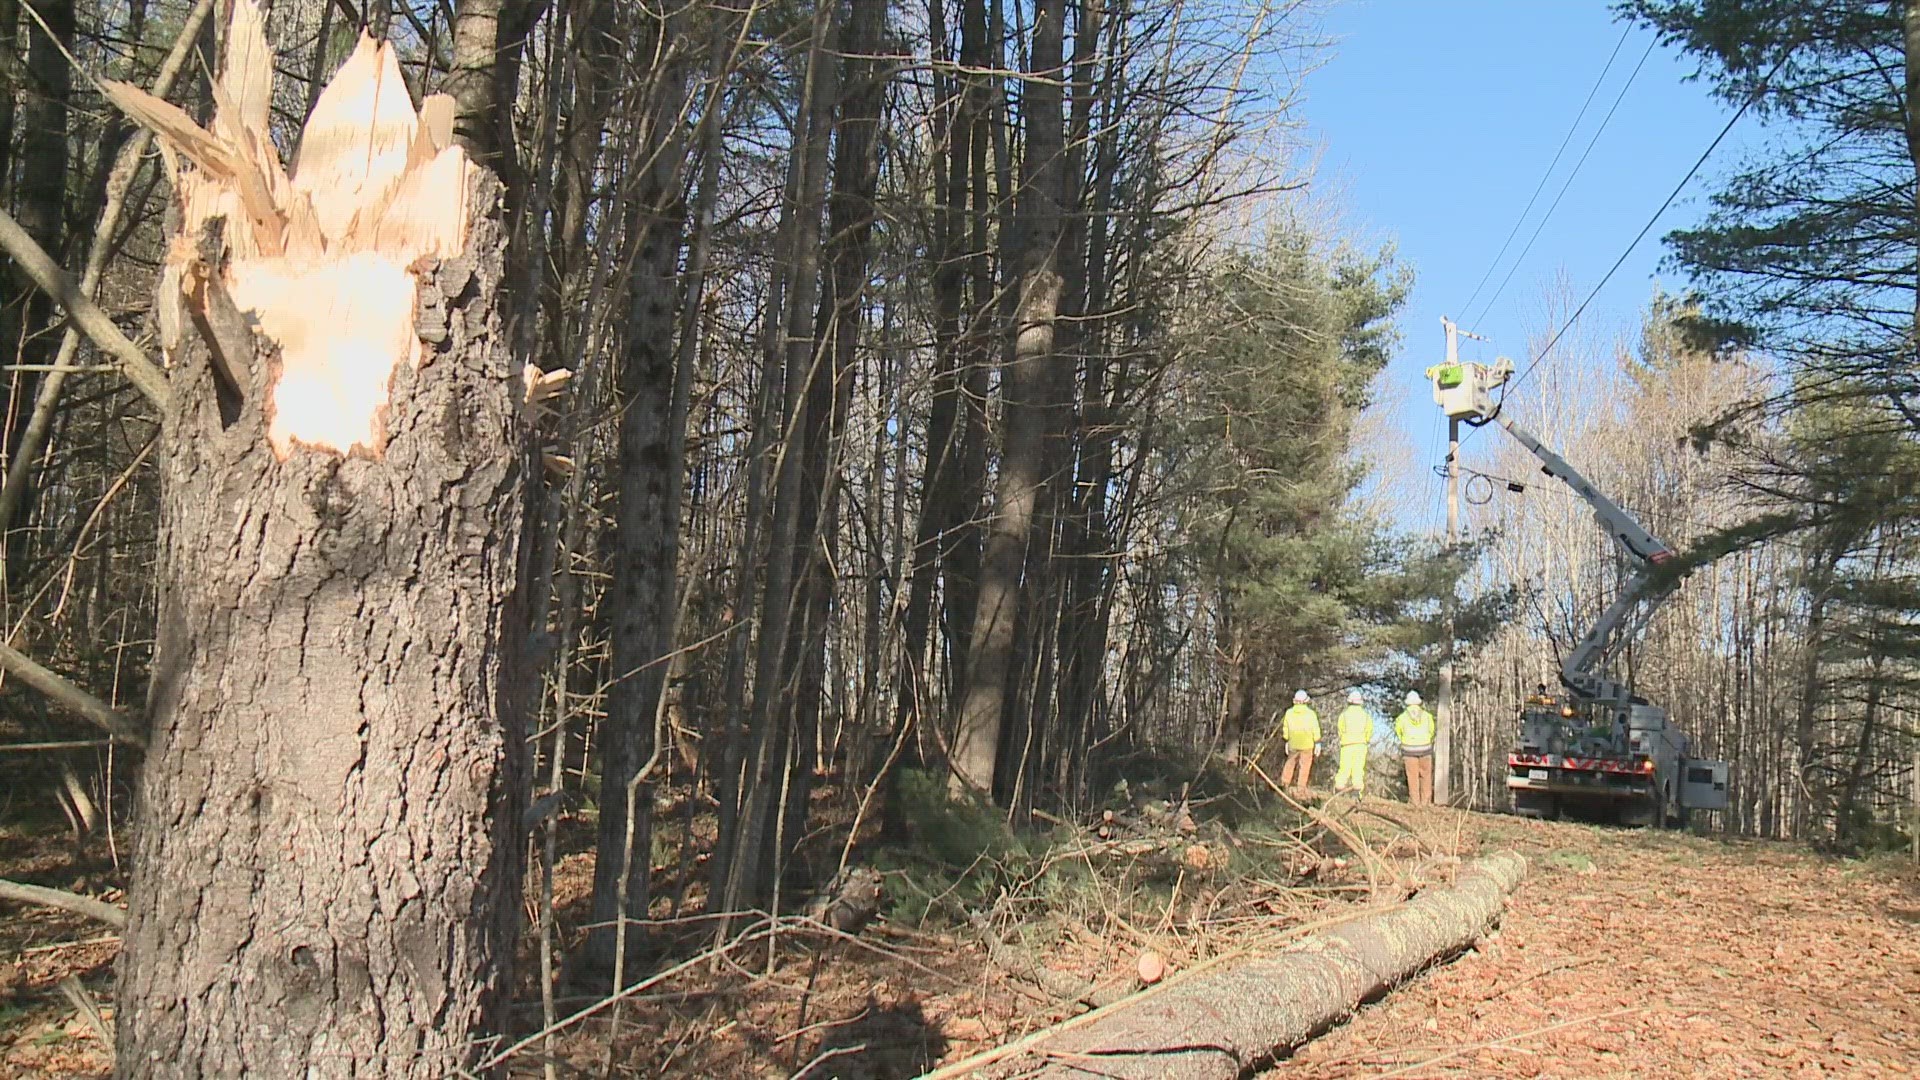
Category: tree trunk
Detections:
[
  {"x1": 896, "y1": 0, "x2": 970, "y2": 739},
  {"x1": 0, "y1": 0, "x2": 72, "y2": 574},
  {"x1": 447, "y1": 0, "x2": 537, "y2": 187},
  {"x1": 1903, "y1": 0, "x2": 1920, "y2": 380},
  {"x1": 587, "y1": 54, "x2": 695, "y2": 967},
  {"x1": 110, "y1": 14, "x2": 532, "y2": 1074},
  {"x1": 714, "y1": 1, "x2": 838, "y2": 914},
  {"x1": 778, "y1": 0, "x2": 889, "y2": 869},
  {"x1": 951, "y1": 0, "x2": 1066, "y2": 798}
]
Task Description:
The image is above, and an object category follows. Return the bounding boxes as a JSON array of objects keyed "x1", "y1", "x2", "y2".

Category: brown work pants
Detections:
[
  {"x1": 1280, "y1": 748, "x2": 1315, "y2": 791},
  {"x1": 1403, "y1": 753, "x2": 1433, "y2": 805}
]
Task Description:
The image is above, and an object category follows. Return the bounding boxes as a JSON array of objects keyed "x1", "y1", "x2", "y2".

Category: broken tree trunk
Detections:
[
  {"x1": 971, "y1": 850, "x2": 1527, "y2": 1080},
  {"x1": 103, "y1": 4, "x2": 542, "y2": 1076}
]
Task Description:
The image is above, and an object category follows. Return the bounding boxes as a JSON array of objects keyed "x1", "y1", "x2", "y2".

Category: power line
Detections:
[
  {"x1": 1438, "y1": 461, "x2": 1730, "y2": 533},
  {"x1": 1455, "y1": 25, "x2": 1634, "y2": 324},
  {"x1": 1467, "y1": 35, "x2": 1659, "y2": 331},
  {"x1": 1459, "y1": 50, "x2": 1788, "y2": 453}
]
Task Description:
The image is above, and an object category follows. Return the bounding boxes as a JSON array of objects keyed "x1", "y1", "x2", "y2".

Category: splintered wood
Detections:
[{"x1": 103, "y1": 0, "x2": 472, "y2": 458}]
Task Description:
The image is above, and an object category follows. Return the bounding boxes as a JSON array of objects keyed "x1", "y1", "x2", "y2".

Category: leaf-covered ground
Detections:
[
  {"x1": 5, "y1": 795, "x2": 1918, "y2": 1078},
  {"x1": 1279, "y1": 807, "x2": 1920, "y2": 1079}
]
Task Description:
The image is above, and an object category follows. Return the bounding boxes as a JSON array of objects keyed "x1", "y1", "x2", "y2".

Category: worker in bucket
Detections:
[
  {"x1": 1334, "y1": 690, "x2": 1373, "y2": 794},
  {"x1": 1278, "y1": 690, "x2": 1320, "y2": 792},
  {"x1": 1395, "y1": 690, "x2": 1437, "y2": 805}
]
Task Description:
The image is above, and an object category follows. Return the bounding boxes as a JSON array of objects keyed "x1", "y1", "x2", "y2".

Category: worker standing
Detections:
[
  {"x1": 1394, "y1": 690, "x2": 1437, "y2": 805},
  {"x1": 1334, "y1": 691, "x2": 1372, "y2": 795},
  {"x1": 1278, "y1": 690, "x2": 1320, "y2": 792}
]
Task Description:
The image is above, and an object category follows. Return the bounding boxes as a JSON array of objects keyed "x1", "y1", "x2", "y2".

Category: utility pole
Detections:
[{"x1": 1436, "y1": 317, "x2": 1484, "y2": 807}]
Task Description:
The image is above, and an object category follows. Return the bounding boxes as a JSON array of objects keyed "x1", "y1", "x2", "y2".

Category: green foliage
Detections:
[
  {"x1": 1157, "y1": 223, "x2": 1483, "y2": 712},
  {"x1": 872, "y1": 769, "x2": 1036, "y2": 925},
  {"x1": 1542, "y1": 849, "x2": 1595, "y2": 873},
  {"x1": 1617, "y1": 1, "x2": 1913, "y2": 394},
  {"x1": 894, "y1": 768, "x2": 1030, "y2": 870}
]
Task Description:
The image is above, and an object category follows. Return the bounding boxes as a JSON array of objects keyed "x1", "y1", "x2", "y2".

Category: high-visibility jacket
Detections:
[
  {"x1": 1281, "y1": 704, "x2": 1320, "y2": 751},
  {"x1": 1337, "y1": 705, "x2": 1372, "y2": 748},
  {"x1": 1394, "y1": 704, "x2": 1436, "y2": 752}
]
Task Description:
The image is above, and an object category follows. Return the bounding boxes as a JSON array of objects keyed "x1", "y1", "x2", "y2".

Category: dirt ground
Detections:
[
  {"x1": 5, "y1": 796, "x2": 1919, "y2": 1078},
  {"x1": 1279, "y1": 807, "x2": 1920, "y2": 1079}
]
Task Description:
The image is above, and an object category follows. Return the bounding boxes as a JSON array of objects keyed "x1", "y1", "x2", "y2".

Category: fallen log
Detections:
[
  {"x1": 957, "y1": 849, "x2": 1526, "y2": 1080},
  {"x1": 0, "y1": 877, "x2": 128, "y2": 929}
]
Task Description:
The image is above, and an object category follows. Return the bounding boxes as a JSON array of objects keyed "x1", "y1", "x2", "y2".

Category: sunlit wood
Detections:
[{"x1": 102, "y1": 0, "x2": 475, "y2": 458}]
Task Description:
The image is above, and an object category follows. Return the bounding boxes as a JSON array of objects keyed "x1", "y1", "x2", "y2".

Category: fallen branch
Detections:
[
  {"x1": 0, "y1": 877, "x2": 128, "y2": 929},
  {"x1": 0, "y1": 641, "x2": 146, "y2": 747},
  {"x1": 58, "y1": 976, "x2": 115, "y2": 1052},
  {"x1": 0, "y1": 739, "x2": 114, "y2": 753},
  {"x1": 1250, "y1": 760, "x2": 1392, "y2": 899},
  {"x1": 0, "y1": 207, "x2": 170, "y2": 410},
  {"x1": 954, "y1": 850, "x2": 1527, "y2": 1079}
]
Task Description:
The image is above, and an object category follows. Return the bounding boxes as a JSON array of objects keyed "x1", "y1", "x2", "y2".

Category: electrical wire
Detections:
[
  {"x1": 1455, "y1": 24, "x2": 1634, "y2": 324},
  {"x1": 1467, "y1": 35, "x2": 1659, "y2": 331},
  {"x1": 1437, "y1": 460, "x2": 1736, "y2": 535},
  {"x1": 1459, "y1": 49, "x2": 1790, "y2": 453}
]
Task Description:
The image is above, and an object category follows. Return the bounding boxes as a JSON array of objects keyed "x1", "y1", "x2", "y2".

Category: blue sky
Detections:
[{"x1": 1299, "y1": 0, "x2": 1759, "y2": 515}]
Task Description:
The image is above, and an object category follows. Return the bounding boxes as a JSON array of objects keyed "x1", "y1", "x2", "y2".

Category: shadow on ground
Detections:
[{"x1": 793, "y1": 999, "x2": 948, "y2": 1080}]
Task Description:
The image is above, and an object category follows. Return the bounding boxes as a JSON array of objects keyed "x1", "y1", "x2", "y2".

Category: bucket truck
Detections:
[{"x1": 1427, "y1": 357, "x2": 1729, "y2": 827}]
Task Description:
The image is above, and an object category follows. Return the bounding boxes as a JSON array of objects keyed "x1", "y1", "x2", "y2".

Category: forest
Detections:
[{"x1": 0, "y1": 0, "x2": 1916, "y2": 1076}]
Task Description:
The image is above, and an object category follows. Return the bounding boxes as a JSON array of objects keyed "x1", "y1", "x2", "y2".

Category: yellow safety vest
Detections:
[
  {"x1": 1281, "y1": 704, "x2": 1320, "y2": 751},
  {"x1": 1395, "y1": 705, "x2": 1436, "y2": 751},
  {"x1": 1337, "y1": 705, "x2": 1372, "y2": 747}
]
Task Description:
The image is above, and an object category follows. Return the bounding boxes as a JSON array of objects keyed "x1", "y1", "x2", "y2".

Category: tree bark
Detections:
[
  {"x1": 951, "y1": 0, "x2": 1067, "y2": 798},
  {"x1": 972, "y1": 851, "x2": 1528, "y2": 1079},
  {"x1": 107, "y1": 10, "x2": 535, "y2": 1068},
  {"x1": 117, "y1": 171, "x2": 531, "y2": 1078},
  {"x1": 587, "y1": 35, "x2": 695, "y2": 966}
]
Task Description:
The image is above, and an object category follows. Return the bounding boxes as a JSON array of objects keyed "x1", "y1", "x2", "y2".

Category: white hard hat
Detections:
[
  {"x1": 1405, "y1": 691, "x2": 1422, "y2": 706},
  {"x1": 1347, "y1": 690, "x2": 1363, "y2": 705},
  {"x1": 1293, "y1": 689, "x2": 1310, "y2": 704}
]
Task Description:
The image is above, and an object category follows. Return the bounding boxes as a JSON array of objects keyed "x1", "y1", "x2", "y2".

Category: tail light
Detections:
[{"x1": 1638, "y1": 757, "x2": 1655, "y2": 774}]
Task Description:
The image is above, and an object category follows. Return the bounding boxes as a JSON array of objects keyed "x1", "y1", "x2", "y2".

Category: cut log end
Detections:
[{"x1": 107, "y1": 0, "x2": 476, "y2": 460}]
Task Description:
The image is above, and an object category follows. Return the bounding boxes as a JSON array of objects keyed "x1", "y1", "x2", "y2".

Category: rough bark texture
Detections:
[
  {"x1": 588, "y1": 101, "x2": 691, "y2": 968},
  {"x1": 951, "y1": 0, "x2": 1066, "y2": 799},
  {"x1": 986, "y1": 850, "x2": 1528, "y2": 1079},
  {"x1": 115, "y1": 173, "x2": 532, "y2": 1078}
]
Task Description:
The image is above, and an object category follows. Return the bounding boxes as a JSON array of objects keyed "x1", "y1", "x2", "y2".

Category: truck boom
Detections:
[
  {"x1": 1495, "y1": 414, "x2": 1681, "y2": 714},
  {"x1": 1426, "y1": 352, "x2": 1728, "y2": 826}
]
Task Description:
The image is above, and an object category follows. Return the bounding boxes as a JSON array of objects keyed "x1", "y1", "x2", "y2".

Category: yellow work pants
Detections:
[{"x1": 1335, "y1": 743, "x2": 1368, "y2": 792}]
